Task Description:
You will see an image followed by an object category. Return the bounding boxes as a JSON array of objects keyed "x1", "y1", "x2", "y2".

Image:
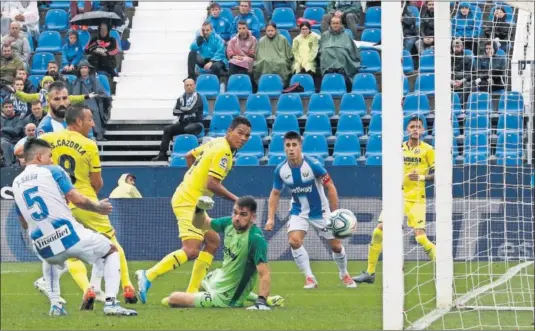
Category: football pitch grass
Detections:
[{"x1": 1, "y1": 261, "x2": 533, "y2": 330}]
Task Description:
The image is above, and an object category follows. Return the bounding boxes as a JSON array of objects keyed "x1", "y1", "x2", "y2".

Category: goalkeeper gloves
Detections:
[{"x1": 246, "y1": 296, "x2": 271, "y2": 311}]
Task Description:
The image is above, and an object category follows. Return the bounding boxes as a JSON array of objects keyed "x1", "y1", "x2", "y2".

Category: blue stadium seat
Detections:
[
  {"x1": 49, "y1": 1, "x2": 70, "y2": 9},
  {"x1": 76, "y1": 30, "x2": 91, "y2": 48},
  {"x1": 200, "y1": 94, "x2": 209, "y2": 117},
  {"x1": 303, "y1": 7, "x2": 325, "y2": 29},
  {"x1": 403, "y1": 94, "x2": 430, "y2": 116},
  {"x1": 251, "y1": 1, "x2": 264, "y2": 8},
  {"x1": 257, "y1": 74, "x2": 283, "y2": 98},
  {"x1": 414, "y1": 73, "x2": 435, "y2": 95},
  {"x1": 172, "y1": 134, "x2": 198, "y2": 155},
  {"x1": 213, "y1": 94, "x2": 241, "y2": 116},
  {"x1": 246, "y1": 114, "x2": 268, "y2": 137},
  {"x1": 496, "y1": 131, "x2": 521, "y2": 153},
  {"x1": 365, "y1": 133, "x2": 382, "y2": 156},
  {"x1": 361, "y1": 28, "x2": 381, "y2": 44},
  {"x1": 235, "y1": 156, "x2": 260, "y2": 166},
  {"x1": 303, "y1": 135, "x2": 329, "y2": 158},
  {"x1": 308, "y1": 93, "x2": 335, "y2": 117},
  {"x1": 344, "y1": 28, "x2": 355, "y2": 39},
  {"x1": 339, "y1": 93, "x2": 366, "y2": 117},
  {"x1": 96, "y1": 74, "x2": 111, "y2": 96},
  {"x1": 498, "y1": 92, "x2": 524, "y2": 113},
  {"x1": 320, "y1": 74, "x2": 346, "y2": 97},
  {"x1": 312, "y1": 28, "x2": 321, "y2": 35},
  {"x1": 402, "y1": 50, "x2": 414, "y2": 74},
  {"x1": 304, "y1": 114, "x2": 332, "y2": 137},
  {"x1": 333, "y1": 134, "x2": 361, "y2": 158},
  {"x1": 371, "y1": 93, "x2": 382, "y2": 115},
  {"x1": 464, "y1": 132, "x2": 489, "y2": 156},
  {"x1": 497, "y1": 113, "x2": 523, "y2": 132},
  {"x1": 276, "y1": 94, "x2": 303, "y2": 117},
  {"x1": 305, "y1": 1, "x2": 328, "y2": 8},
  {"x1": 226, "y1": 74, "x2": 252, "y2": 99},
  {"x1": 309, "y1": 155, "x2": 326, "y2": 165},
  {"x1": 245, "y1": 94, "x2": 272, "y2": 117},
  {"x1": 278, "y1": 29, "x2": 292, "y2": 46},
  {"x1": 272, "y1": 114, "x2": 299, "y2": 136},
  {"x1": 31, "y1": 52, "x2": 55, "y2": 75},
  {"x1": 36, "y1": 31, "x2": 62, "y2": 53},
  {"x1": 169, "y1": 155, "x2": 187, "y2": 167},
  {"x1": 236, "y1": 135, "x2": 264, "y2": 158},
  {"x1": 333, "y1": 155, "x2": 358, "y2": 166},
  {"x1": 290, "y1": 74, "x2": 315, "y2": 97},
  {"x1": 196, "y1": 74, "x2": 220, "y2": 99},
  {"x1": 352, "y1": 73, "x2": 377, "y2": 97},
  {"x1": 464, "y1": 153, "x2": 488, "y2": 165},
  {"x1": 109, "y1": 29, "x2": 123, "y2": 51},
  {"x1": 220, "y1": 8, "x2": 234, "y2": 23},
  {"x1": 64, "y1": 74, "x2": 77, "y2": 86},
  {"x1": 271, "y1": 7, "x2": 296, "y2": 29},
  {"x1": 368, "y1": 114, "x2": 382, "y2": 135},
  {"x1": 465, "y1": 113, "x2": 489, "y2": 132},
  {"x1": 253, "y1": 8, "x2": 266, "y2": 30},
  {"x1": 208, "y1": 114, "x2": 233, "y2": 137},
  {"x1": 466, "y1": 92, "x2": 491, "y2": 114},
  {"x1": 216, "y1": 1, "x2": 238, "y2": 8},
  {"x1": 495, "y1": 153, "x2": 521, "y2": 166},
  {"x1": 44, "y1": 9, "x2": 68, "y2": 31},
  {"x1": 419, "y1": 48, "x2": 435, "y2": 73},
  {"x1": 452, "y1": 92, "x2": 463, "y2": 118},
  {"x1": 403, "y1": 76, "x2": 409, "y2": 95},
  {"x1": 28, "y1": 75, "x2": 43, "y2": 88},
  {"x1": 268, "y1": 135, "x2": 285, "y2": 157},
  {"x1": 337, "y1": 114, "x2": 364, "y2": 137},
  {"x1": 366, "y1": 155, "x2": 382, "y2": 166},
  {"x1": 268, "y1": 155, "x2": 286, "y2": 166},
  {"x1": 27, "y1": 35, "x2": 34, "y2": 52},
  {"x1": 360, "y1": 50, "x2": 381, "y2": 74},
  {"x1": 365, "y1": 6, "x2": 381, "y2": 28},
  {"x1": 430, "y1": 137, "x2": 459, "y2": 153}
]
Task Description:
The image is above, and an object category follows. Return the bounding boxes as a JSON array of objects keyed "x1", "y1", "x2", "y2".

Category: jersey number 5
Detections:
[
  {"x1": 23, "y1": 186, "x2": 49, "y2": 221},
  {"x1": 59, "y1": 155, "x2": 77, "y2": 184}
]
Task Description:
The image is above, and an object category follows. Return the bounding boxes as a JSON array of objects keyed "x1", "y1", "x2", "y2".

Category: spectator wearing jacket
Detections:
[
  {"x1": 61, "y1": 31, "x2": 84, "y2": 74},
  {"x1": 292, "y1": 21, "x2": 320, "y2": 75},
  {"x1": 451, "y1": 38, "x2": 473, "y2": 102},
  {"x1": 402, "y1": 3, "x2": 418, "y2": 52},
  {"x1": 13, "y1": 122, "x2": 36, "y2": 162},
  {"x1": 253, "y1": 22, "x2": 293, "y2": 86},
  {"x1": 86, "y1": 21, "x2": 119, "y2": 79},
  {"x1": 152, "y1": 79, "x2": 204, "y2": 161},
  {"x1": 24, "y1": 101, "x2": 44, "y2": 126},
  {"x1": 227, "y1": 21, "x2": 257, "y2": 76},
  {"x1": 474, "y1": 41, "x2": 506, "y2": 93},
  {"x1": 321, "y1": 1, "x2": 361, "y2": 36},
  {"x1": 109, "y1": 173, "x2": 142, "y2": 198},
  {"x1": 1, "y1": 1, "x2": 40, "y2": 39},
  {"x1": 207, "y1": 2, "x2": 231, "y2": 42},
  {"x1": 15, "y1": 68, "x2": 36, "y2": 93},
  {"x1": 416, "y1": 1, "x2": 434, "y2": 55},
  {"x1": 483, "y1": 6, "x2": 512, "y2": 53},
  {"x1": 45, "y1": 60, "x2": 67, "y2": 85},
  {"x1": 0, "y1": 44, "x2": 23, "y2": 85},
  {"x1": 452, "y1": 2, "x2": 479, "y2": 51},
  {"x1": 231, "y1": 2, "x2": 261, "y2": 39},
  {"x1": 1, "y1": 100, "x2": 26, "y2": 166},
  {"x1": 1, "y1": 22, "x2": 30, "y2": 63},
  {"x1": 11, "y1": 77, "x2": 28, "y2": 116},
  {"x1": 187, "y1": 21, "x2": 227, "y2": 81}
]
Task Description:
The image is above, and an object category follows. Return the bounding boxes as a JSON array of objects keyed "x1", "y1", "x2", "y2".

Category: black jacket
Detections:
[
  {"x1": 420, "y1": 9, "x2": 435, "y2": 37},
  {"x1": 402, "y1": 6, "x2": 418, "y2": 37},
  {"x1": 451, "y1": 52, "x2": 474, "y2": 82},
  {"x1": 24, "y1": 113, "x2": 44, "y2": 127},
  {"x1": 483, "y1": 15, "x2": 512, "y2": 41},
  {"x1": 476, "y1": 55, "x2": 506, "y2": 87},
  {"x1": 173, "y1": 92, "x2": 203, "y2": 124}
]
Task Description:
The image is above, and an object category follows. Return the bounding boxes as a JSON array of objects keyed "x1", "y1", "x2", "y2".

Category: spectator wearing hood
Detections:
[
  {"x1": 416, "y1": 1, "x2": 435, "y2": 55},
  {"x1": 1, "y1": 22, "x2": 30, "y2": 63},
  {"x1": 226, "y1": 20, "x2": 257, "y2": 76},
  {"x1": 474, "y1": 41, "x2": 506, "y2": 93},
  {"x1": 1, "y1": 1, "x2": 40, "y2": 39},
  {"x1": 253, "y1": 22, "x2": 292, "y2": 86},
  {"x1": 231, "y1": 2, "x2": 261, "y2": 39},
  {"x1": 452, "y1": 2, "x2": 480, "y2": 51},
  {"x1": 0, "y1": 44, "x2": 24, "y2": 85},
  {"x1": 86, "y1": 21, "x2": 119, "y2": 79},
  {"x1": 1, "y1": 100, "x2": 26, "y2": 166},
  {"x1": 451, "y1": 38, "x2": 473, "y2": 103},
  {"x1": 483, "y1": 6, "x2": 512, "y2": 53},
  {"x1": 188, "y1": 21, "x2": 227, "y2": 81},
  {"x1": 292, "y1": 22, "x2": 320, "y2": 75},
  {"x1": 109, "y1": 173, "x2": 142, "y2": 198},
  {"x1": 207, "y1": 2, "x2": 231, "y2": 42},
  {"x1": 402, "y1": 2, "x2": 418, "y2": 52},
  {"x1": 61, "y1": 31, "x2": 84, "y2": 74},
  {"x1": 321, "y1": 1, "x2": 361, "y2": 36},
  {"x1": 71, "y1": 59, "x2": 109, "y2": 140}
]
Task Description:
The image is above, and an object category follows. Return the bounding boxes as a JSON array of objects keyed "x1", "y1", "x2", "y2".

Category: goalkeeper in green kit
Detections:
[{"x1": 162, "y1": 196, "x2": 284, "y2": 310}]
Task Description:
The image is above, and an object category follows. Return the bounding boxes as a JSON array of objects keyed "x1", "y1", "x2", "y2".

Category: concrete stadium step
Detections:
[
  {"x1": 137, "y1": 1, "x2": 206, "y2": 11},
  {"x1": 110, "y1": 106, "x2": 175, "y2": 121},
  {"x1": 98, "y1": 141, "x2": 161, "y2": 147},
  {"x1": 104, "y1": 130, "x2": 163, "y2": 136},
  {"x1": 115, "y1": 76, "x2": 183, "y2": 97},
  {"x1": 101, "y1": 161, "x2": 168, "y2": 167},
  {"x1": 100, "y1": 151, "x2": 159, "y2": 156},
  {"x1": 120, "y1": 59, "x2": 184, "y2": 74}
]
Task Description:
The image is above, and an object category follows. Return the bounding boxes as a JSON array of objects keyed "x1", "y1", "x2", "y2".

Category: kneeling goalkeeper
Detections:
[{"x1": 162, "y1": 196, "x2": 283, "y2": 310}]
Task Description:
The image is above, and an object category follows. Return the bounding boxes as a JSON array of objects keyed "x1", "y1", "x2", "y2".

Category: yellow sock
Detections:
[
  {"x1": 146, "y1": 249, "x2": 188, "y2": 282},
  {"x1": 186, "y1": 251, "x2": 213, "y2": 293},
  {"x1": 415, "y1": 234, "x2": 436, "y2": 261},
  {"x1": 110, "y1": 236, "x2": 132, "y2": 289},
  {"x1": 367, "y1": 227, "x2": 383, "y2": 274},
  {"x1": 66, "y1": 258, "x2": 90, "y2": 292}
]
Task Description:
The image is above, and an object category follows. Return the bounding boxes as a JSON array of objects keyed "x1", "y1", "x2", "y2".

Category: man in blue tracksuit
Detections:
[
  {"x1": 207, "y1": 2, "x2": 231, "y2": 41},
  {"x1": 187, "y1": 21, "x2": 227, "y2": 80},
  {"x1": 231, "y1": 1, "x2": 261, "y2": 39}
]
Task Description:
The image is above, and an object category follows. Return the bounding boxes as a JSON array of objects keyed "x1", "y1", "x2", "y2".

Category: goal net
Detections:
[{"x1": 381, "y1": 1, "x2": 535, "y2": 330}]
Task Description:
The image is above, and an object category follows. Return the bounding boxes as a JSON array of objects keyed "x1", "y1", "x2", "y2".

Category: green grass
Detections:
[{"x1": 1, "y1": 261, "x2": 533, "y2": 330}]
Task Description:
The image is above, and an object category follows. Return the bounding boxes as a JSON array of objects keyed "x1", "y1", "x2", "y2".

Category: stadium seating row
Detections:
[
  {"x1": 32, "y1": 29, "x2": 122, "y2": 55},
  {"x1": 28, "y1": 73, "x2": 111, "y2": 95}
]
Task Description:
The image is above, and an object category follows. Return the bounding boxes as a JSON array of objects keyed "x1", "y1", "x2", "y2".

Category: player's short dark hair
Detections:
[
  {"x1": 236, "y1": 195, "x2": 257, "y2": 213},
  {"x1": 209, "y1": 2, "x2": 220, "y2": 10},
  {"x1": 407, "y1": 115, "x2": 424, "y2": 126},
  {"x1": 48, "y1": 81, "x2": 67, "y2": 93},
  {"x1": 284, "y1": 131, "x2": 302, "y2": 142},
  {"x1": 65, "y1": 104, "x2": 89, "y2": 125},
  {"x1": 23, "y1": 138, "x2": 51, "y2": 162},
  {"x1": 229, "y1": 116, "x2": 251, "y2": 130}
]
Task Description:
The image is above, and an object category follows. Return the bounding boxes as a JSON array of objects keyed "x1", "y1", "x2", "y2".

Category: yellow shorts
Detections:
[
  {"x1": 172, "y1": 200, "x2": 207, "y2": 241},
  {"x1": 71, "y1": 208, "x2": 115, "y2": 238},
  {"x1": 378, "y1": 201, "x2": 426, "y2": 229}
]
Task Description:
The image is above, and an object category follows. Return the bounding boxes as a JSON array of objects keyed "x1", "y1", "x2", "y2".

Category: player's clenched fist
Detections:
[
  {"x1": 264, "y1": 218, "x2": 275, "y2": 231},
  {"x1": 96, "y1": 199, "x2": 113, "y2": 215},
  {"x1": 197, "y1": 196, "x2": 215, "y2": 210}
]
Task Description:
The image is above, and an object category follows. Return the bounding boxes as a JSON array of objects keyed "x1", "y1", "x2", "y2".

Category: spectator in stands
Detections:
[
  {"x1": 11, "y1": 77, "x2": 28, "y2": 116},
  {"x1": 71, "y1": 60, "x2": 108, "y2": 140},
  {"x1": 452, "y1": 2, "x2": 478, "y2": 51},
  {"x1": 264, "y1": 1, "x2": 297, "y2": 15},
  {"x1": 253, "y1": 22, "x2": 292, "y2": 86},
  {"x1": 483, "y1": 6, "x2": 512, "y2": 53},
  {"x1": 15, "y1": 68, "x2": 36, "y2": 93},
  {"x1": 61, "y1": 31, "x2": 84, "y2": 74},
  {"x1": 1, "y1": 100, "x2": 26, "y2": 166},
  {"x1": 12, "y1": 75, "x2": 54, "y2": 111},
  {"x1": 402, "y1": 3, "x2": 418, "y2": 52},
  {"x1": 226, "y1": 21, "x2": 257, "y2": 76},
  {"x1": 24, "y1": 101, "x2": 44, "y2": 126},
  {"x1": 109, "y1": 173, "x2": 143, "y2": 198},
  {"x1": 188, "y1": 21, "x2": 227, "y2": 81},
  {"x1": 451, "y1": 38, "x2": 473, "y2": 102},
  {"x1": 152, "y1": 78, "x2": 204, "y2": 162},
  {"x1": 207, "y1": 2, "x2": 231, "y2": 42},
  {"x1": 45, "y1": 60, "x2": 67, "y2": 85},
  {"x1": 231, "y1": 1, "x2": 261, "y2": 39},
  {"x1": 1, "y1": 22, "x2": 30, "y2": 64},
  {"x1": 0, "y1": 1, "x2": 39, "y2": 40},
  {"x1": 321, "y1": 1, "x2": 361, "y2": 36},
  {"x1": 474, "y1": 41, "x2": 506, "y2": 93},
  {"x1": 0, "y1": 44, "x2": 23, "y2": 85},
  {"x1": 292, "y1": 22, "x2": 320, "y2": 76},
  {"x1": 86, "y1": 21, "x2": 119, "y2": 79},
  {"x1": 319, "y1": 16, "x2": 360, "y2": 91},
  {"x1": 416, "y1": 1, "x2": 434, "y2": 55},
  {"x1": 70, "y1": 0, "x2": 92, "y2": 19},
  {"x1": 98, "y1": 1, "x2": 127, "y2": 28},
  {"x1": 13, "y1": 122, "x2": 36, "y2": 162}
]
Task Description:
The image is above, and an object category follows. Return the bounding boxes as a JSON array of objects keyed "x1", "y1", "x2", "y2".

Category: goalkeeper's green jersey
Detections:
[{"x1": 208, "y1": 217, "x2": 268, "y2": 307}]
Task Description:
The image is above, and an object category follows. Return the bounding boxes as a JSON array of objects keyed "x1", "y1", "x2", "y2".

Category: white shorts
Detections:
[{"x1": 287, "y1": 214, "x2": 335, "y2": 240}]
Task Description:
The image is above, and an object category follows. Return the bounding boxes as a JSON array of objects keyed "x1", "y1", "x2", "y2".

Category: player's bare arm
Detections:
[
  {"x1": 90, "y1": 172, "x2": 104, "y2": 193},
  {"x1": 207, "y1": 175, "x2": 238, "y2": 201},
  {"x1": 66, "y1": 189, "x2": 112, "y2": 215},
  {"x1": 322, "y1": 176, "x2": 339, "y2": 212},
  {"x1": 185, "y1": 150, "x2": 196, "y2": 168},
  {"x1": 265, "y1": 188, "x2": 281, "y2": 231},
  {"x1": 256, "y1": 262, "x2": 271, "y2": 299}
]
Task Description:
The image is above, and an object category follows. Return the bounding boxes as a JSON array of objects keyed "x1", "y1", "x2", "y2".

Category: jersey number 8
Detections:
[{"x1": 58, "y1": 155, "x2": 77, "y2": 184}]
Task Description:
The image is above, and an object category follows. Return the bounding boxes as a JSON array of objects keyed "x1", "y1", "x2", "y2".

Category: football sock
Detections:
[
  {"x1": 66, "y1": 258, "x2": 91, "y2": 292},
  {"x1": 90, "y1": 258, "x2": 105, "y2": 293},
  {"x1": 332, "y1": 246, "x2": 348, "y2": 277},
  {"x1": 186, "y1": 251, "x2": 214, "y2": 293},
  {"x1": 291, "y1": 246, "x2": 314, "y2": 278},
  {"x1": 367, "y1": 227, "x2": 383, "y2": 274},
  {"x1": 146, "y1": 249, "x2": 188, "y2": 282},
  {"x1": 42, "y1": 262, "x2": 61, "y2": 304},
  {"x1": 415, "y1": 234, "x2": 436, "y2": 261},
  {"x1": 110, "y1": 236, "x2": 132, "y2": 289},
  {"x1": 104, "y1": 251, "x2": 121, "y2": 300}
]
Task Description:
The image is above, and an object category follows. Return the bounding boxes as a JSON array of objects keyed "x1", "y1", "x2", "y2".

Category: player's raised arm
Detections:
[
  {"x1": 192, "y1": 196, "x2": 214, "y2": 230},
  {"x1": 185, "y1": 150, "x2": 197, "y2": 168}
]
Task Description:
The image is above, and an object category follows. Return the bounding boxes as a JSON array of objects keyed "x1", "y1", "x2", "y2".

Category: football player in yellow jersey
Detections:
[
  {"x1": 39, "y1": 104, "x2": 138, "y2": 307},
  {"x1": 353, "y1": 116, "x2": 437, "y2": 284},
  {"x1": 135, "y1": 117, "x2": 252, "y2": 304}
]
